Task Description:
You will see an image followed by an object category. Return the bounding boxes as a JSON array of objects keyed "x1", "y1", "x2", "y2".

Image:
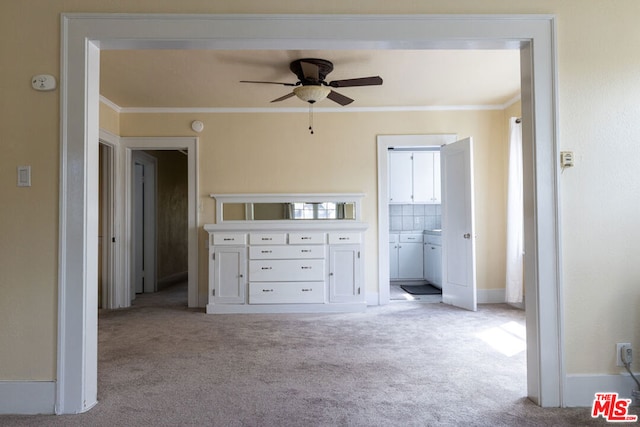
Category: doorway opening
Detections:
[
  {"x1": 131, "y1": 149, "x2": 189, "y2": 307},
  {"x1": 59, "y1": 14, "x2": 561, "y2": 413}
]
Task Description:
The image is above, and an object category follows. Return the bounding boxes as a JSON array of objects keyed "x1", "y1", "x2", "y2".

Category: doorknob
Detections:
[{"x1": 463, "y1": 233, "x2": 471, "y2": 239}]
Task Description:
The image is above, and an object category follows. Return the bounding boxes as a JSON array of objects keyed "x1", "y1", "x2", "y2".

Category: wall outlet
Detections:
[
  {"x1": 617, "y1": 343, "x2": 632, "y2": 366},
  {"x1": 31, "y1": 74, "x2": 57, "y2": 91}
]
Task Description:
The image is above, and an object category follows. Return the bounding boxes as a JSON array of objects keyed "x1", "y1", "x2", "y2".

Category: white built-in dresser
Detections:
[{"x1": 204, "y1": 194, "x2": 368, "y2": 314}]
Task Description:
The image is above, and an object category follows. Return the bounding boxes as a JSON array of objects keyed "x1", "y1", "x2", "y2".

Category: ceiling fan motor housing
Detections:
[{"x1": 290, "y1": 58, "x2": 334, "y2": 84}]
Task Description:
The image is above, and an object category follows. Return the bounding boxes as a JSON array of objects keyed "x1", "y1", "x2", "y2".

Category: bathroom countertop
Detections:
[{"x1": 423, "y1": 229, "x2": 442, "y2": 235}]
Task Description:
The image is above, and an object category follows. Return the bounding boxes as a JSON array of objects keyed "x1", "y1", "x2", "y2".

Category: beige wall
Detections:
[
  {"x1": 99, "y1": 102, "x2": 120, "y2": 136},
  {"x1": 119, "y1": 109, "x2": 509, "y2": 302},
  {"x1": 2, "y1": 0, "x2": 640, "y2": 384}
]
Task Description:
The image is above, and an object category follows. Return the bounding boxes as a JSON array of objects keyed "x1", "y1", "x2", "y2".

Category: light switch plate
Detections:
[{"x1": 17, "y1": 166, "x2": 31, "y2": 187}]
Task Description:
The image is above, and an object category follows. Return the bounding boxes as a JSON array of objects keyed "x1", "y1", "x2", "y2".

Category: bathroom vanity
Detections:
[{"x1": 204, "y1": 194, "x2": 368, "y2": 314}]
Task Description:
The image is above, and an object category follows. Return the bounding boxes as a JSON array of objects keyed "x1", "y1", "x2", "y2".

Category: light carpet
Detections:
[{"x1": 1, "y1": 282, "x2": 612, "y2": 426}]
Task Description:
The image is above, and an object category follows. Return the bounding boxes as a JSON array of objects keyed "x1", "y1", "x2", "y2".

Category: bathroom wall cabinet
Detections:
[{"x1": 388, "y1": 151, "x2": 441, "y2": 204}]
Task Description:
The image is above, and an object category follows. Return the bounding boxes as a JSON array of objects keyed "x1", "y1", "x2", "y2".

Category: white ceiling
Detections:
[{"x1": 100, "y1": 49, "x2": 521, "y2": 110}]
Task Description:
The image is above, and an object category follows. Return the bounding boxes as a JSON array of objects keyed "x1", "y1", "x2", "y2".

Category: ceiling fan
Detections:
[{"x1": 240, "y1": 58, "x2": 383, "y2": 106}]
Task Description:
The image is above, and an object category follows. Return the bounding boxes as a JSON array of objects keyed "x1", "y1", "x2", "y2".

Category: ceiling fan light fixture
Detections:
[{"x1": 293, "y1": 85, "x2": 330, "y2": 104}]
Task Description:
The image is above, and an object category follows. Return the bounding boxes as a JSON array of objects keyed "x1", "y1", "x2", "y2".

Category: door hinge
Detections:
[
  {"x1": 357, "y1": 287, "x2": 361, "y2": 295},
  {"x1": 112, "y1": 237, "x2": 116, "y2": 243},
  {"x1": 212, "y1": 253, "x2": 215, "y2": 260},
  {"x1": 212, "y1": 289, "x2": 215, "y2": 296},
  {"x1": 358, "y1": 251, "x2": 361, "y2": 259}
]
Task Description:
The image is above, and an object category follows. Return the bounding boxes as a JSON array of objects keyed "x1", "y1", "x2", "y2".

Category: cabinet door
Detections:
[
  {"x1": 432, "y1": 244, "x2": 442, "y2": 287},
  {"x1": 414, "y1": 151, "x2": 442, "y2": 204},
  {"x1": 413, "y1": 151, "x2": 435, "y2": 204},
  {"x1": 424, "y1": 243, "x2": 442, "y2": 287},
  {"x1": 389, "y1": 152, "x2": 413, "y2": 203},
  {"x1": 389, "y1": 242, "x2": 399, "y2": 279},
  {"x1": 213, "y1": 246, "x2": 246, "y2": 304},
  {"x1": 433, "y1": 152, "x2": 441, "y2": 204},
  {"x1": 423, "y1": 242, "x2": 430, "y2": 281},
  {"x1": 398, "y1": 242, "x2": 424, "y2": 279},
  {"x1": 329, "y1": 245, "x2": 362, "y2": 303}
]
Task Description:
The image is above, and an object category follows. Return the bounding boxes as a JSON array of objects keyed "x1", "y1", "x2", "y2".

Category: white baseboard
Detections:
[
  {"x1": 477, "y1": 288, "x2": 506, "y2": 304},
  {"x1": 0, "y1": 381, "x2": 55, "y2": 414},
  {"x1": 367, "y1": 289, "x2": 506, "y2": 305},
  {"x1": 565, "y1": 374, "x2": 639, "y2": 407}
]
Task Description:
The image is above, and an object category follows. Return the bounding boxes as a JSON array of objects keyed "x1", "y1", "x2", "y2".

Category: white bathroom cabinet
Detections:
[
  {"x1": 389, "y1": 233, "x2": 424, "y2": 280},
  {"x1": 423, "y1": 232, "x2": 442, "y2": 287},
  {"x1": 388, "y1": 151, "x2": 441, "y2": 204}
]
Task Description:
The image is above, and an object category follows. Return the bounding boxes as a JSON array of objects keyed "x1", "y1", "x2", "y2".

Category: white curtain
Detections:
[{"x1": 505, "y1": 117, "x2": 524, "y2": 304}]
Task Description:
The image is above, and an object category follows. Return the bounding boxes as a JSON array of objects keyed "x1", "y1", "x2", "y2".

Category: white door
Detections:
[
  {"x1": 133, "y1": 162, "x2": 145, "y2": 295},
  {"x1": 441, "y1": 137, "x2": 477, "y2": 311},
  {"x1": 131, "y1": 151, "x2": 157, "y2": 298}
]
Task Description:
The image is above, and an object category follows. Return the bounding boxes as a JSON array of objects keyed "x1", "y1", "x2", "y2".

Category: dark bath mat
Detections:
[{"x1": 400, "y1": 284, "x2": 442, "y2": 295}]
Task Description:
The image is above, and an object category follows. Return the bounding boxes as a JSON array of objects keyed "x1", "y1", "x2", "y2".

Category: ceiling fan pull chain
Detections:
[{"x1": 309, "y1": 103, "x2": 314, "y2": 134}]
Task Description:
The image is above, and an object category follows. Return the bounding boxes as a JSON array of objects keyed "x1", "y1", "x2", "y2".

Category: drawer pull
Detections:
[
  {"x1": 262, "y1": 289, "x2": 274, "y2": 293},
  {"x1": 301, "y1": 266, "x2": 312, "y2": 270},
  {"x1": 301, "y1": 249, "x2": 312, "y2": 253},
  {"x1": 339, "y1": 237, "x2": 350, "y2": 240},
  {"x1": 261, "y1": 237, "x2": 272, "y2": 241},
  {"x1": 223, "y1": 238, "x2": 235, "y2": 241},
  {"x1": 301, "y1": 236, "x2": 312, "y2": 240},
  {"x1": 261, "y1": 250, "x2": 272, "y2": 254},
  {"x1": 261, "y1": 267, "x2": 272, "y2": 270},
  {"x1": 301, "y1": 288, "x2": 312, "y2": 292}
]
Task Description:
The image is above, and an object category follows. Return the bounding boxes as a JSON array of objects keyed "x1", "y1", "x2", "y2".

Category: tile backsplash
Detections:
[{"x1": 390, "y1": 204, "x2": 441, "y2": 231}]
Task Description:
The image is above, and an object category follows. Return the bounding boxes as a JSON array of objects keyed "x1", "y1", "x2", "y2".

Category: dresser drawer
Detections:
[
  {"x1": 212, "y1": 233, "x2": 247, "y2": 245},
  {"x1": 249, "y1": 245, "x2": 325, "y2": 260},
  {"x1": 288, "y1": 232, "x2": 326, "y2": 245},
  {"x1": 249, "y1": 282, "x2": 325, "y2": 304},
  {"x1": 328, "y1": 232, "x2": 361, "y2": 245},
  {"x1": 250, "y1": 259, "x2": 325, "y2": 281},
  {"x1": 249, "y1": 233, "x2": 287, "y2": 245}
]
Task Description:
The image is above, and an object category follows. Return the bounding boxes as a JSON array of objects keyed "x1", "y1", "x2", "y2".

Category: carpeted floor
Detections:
[{"x1": 1, "y1": 282, "x2": 613, "y2": 426}]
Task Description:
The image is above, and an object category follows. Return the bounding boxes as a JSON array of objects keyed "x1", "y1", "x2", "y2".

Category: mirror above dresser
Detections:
[{"x1": 211, "y1": 193, "x2": 364, "y2": 223}]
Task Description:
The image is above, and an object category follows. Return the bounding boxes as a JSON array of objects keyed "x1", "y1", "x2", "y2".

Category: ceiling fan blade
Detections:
[
  {"x1": 270, "y1": 92, "x2": 296, "y2": 103},
  {"x1": 300, "y1": 60, "x2": 320, "y2": 81},
  {"x1": 328, "y1": 76, "x2": 383, "y2": 88},
  {"x1": 240, "y1": 80, "x2": 296, "y2": 87},
  {"x1": 327, "y1": 90, "x2": 354, "y2": 106}
]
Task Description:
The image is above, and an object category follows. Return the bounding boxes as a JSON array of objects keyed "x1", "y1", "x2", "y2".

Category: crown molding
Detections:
[
  {"x1": 100, "y1": 96, "x2": 521, "y2": 114},
  {"x1": 99, "y1": 96, "x2": 122, "y2": 113}
]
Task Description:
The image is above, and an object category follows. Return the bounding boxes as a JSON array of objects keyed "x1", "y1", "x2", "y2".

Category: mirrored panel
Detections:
[{"x1": 222, "y1": 202, "x2": 356, "y2": 221}]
